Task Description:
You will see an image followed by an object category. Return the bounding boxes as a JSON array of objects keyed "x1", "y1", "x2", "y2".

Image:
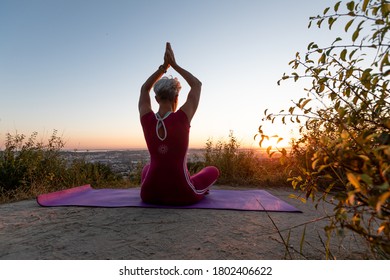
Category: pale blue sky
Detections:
[{"x1": 0, "y1": 0, "x2": 338, "y2": 149}]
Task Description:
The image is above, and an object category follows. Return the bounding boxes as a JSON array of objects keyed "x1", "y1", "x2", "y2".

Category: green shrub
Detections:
[
  {"x1": 0, "y1": 131, "x2": 67, "y2": 192},
  {"x1": 204, "y1": 131, "x2": 290, "y2": 186},
  {"x1": 127, "y1": 161, "x2": 145, "y2": 186},
  {"x1": 0, "y1": 131, "x2": 125, "y2": 202},
  {"x1": 66, "y1": 159, "x2": 123, "y2": 188}
]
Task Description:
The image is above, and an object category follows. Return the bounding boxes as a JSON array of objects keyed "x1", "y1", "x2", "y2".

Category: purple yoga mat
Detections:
[{"x1": 36, "y1": 185, "x2": 301, "y2": 212}]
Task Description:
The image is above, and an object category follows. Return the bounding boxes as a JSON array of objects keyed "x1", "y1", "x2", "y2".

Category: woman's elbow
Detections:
[
  {"x1": 193, "y1": 79, "x2": 202, "y2": 89},
  {"x1": 140, "y1": 84, "x2": 147, "y2": 93},
  {"x1": 140, "y1": 83, "x2": 153, "y2": 97}
]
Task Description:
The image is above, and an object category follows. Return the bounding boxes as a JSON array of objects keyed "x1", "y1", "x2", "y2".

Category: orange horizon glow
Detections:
[
  {"x1": 0, "y1": 120, "x2": 297, "y2": 152},
  {"x1": 0, "y1": 133, "x2": 294, "y2": 152}
]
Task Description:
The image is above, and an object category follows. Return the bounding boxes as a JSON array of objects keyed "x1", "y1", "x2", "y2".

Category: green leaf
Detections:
[
  {"x1": 373, "y1": 5, "x2": 379, "y2": 16},
  {"x1": 347, "y1": 173, "x2": 361, "y2": 191},
  {"x1": 323, "y1": 7, "x2": 330, "y2": 15},
  {"x1": 357, "y1": 19, "x2": 365, "y2": 30},
  {"x1": 332, "y1": 37, "x2": 342, "y2": 45},
  {"x1": 381, "y1": 3, "x2": 390, "y2": 17},
  {"x1": 345, "y1": 86, "x2": 351, "y2": 97},
  {"x1": 317, "y1": 18, "x2": 324, "y2": 28},
  {"x1": 352, "y1": 95, "x2": 359, "y2": 105},
  {"x1": 376, "y1": 19, "x2": 385, "y2": 25},
  {"x1": 334, "y1": 1, "x2": 341, "y2": 12},
  {"x1": 340, "y1": 49, "x2": 347, "y2": 61},
  {"x1": 362, "y1": 0, "x2": 369, "y2": 12},
  {"x1": 318, "y1": 53, "x2": 326, "y2": 64},
  {"x1": 335, "y1": 100, "x2": 341, "y2": 110},
  {"x1": 345, "y1": 19, "x2": 354, "y2": 32},
  {"x1": 346, "y1": 1, "x2": 355, "y2": 11},
  {"x1": 349, "y1": 49, "x2": 358, "y2": 59},
  {"x1": 352, "y1": 28, "x2": 360, "y2": 42},
  {"x1": 328, "y1": 17, "x2": 337, "y2": 30},
  {"x1": 338, "y1": 72, "x2": 344, "y2": 81},
  {"x1": 361, "y1": 68, "x2": 372, "y2": 85},
  {"x1": 326, "y1": 48, "x2": 334, "y2": 56},
  {"x1": 360, "y1": 174, "x2": 373, "y2": 185},
  {"x1": 318, "y1": 83, "x2": 325, "y2": 93}
]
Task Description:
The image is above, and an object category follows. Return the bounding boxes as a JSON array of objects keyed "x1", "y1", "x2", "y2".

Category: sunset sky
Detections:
[{"x1": 0, "y1": 0, "x2": 339, "y2": 150}]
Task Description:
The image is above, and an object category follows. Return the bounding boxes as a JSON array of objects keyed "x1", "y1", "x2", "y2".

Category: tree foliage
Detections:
[{"x1": 258, "y1": 0, "x2": 390, "y2": 257}]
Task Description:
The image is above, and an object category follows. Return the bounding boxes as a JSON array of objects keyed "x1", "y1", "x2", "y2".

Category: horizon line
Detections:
[{"x1": 60, "y1": 145, "x2": 291, "y2": 152}]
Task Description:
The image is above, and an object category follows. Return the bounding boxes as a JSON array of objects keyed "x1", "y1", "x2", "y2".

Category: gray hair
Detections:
[{"x1": 153, "y1": 76, "x2": 182, "y2": 102}]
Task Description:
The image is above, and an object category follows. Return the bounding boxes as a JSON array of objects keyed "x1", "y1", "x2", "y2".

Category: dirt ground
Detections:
[{"x1": 0, "y1": 186, "x2": 373, "y2": 260}]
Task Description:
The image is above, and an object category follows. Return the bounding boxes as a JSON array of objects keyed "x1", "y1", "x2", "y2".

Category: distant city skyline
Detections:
[{"x1": 1, "y1": 0, "x2": 339, "y2": 149}]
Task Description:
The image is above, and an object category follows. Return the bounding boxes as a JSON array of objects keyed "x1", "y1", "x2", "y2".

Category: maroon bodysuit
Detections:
[{"x1": 140, "y1": 109, "x2": 219, "y2": 205}]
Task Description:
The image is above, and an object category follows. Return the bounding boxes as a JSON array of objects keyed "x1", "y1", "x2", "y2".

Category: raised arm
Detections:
[
  {"x1": 165, "y1": 43, "x2": 202, "y2": 123},
  {"x1": 138, "y1": 53, "x2": 169, "y2": 118}
]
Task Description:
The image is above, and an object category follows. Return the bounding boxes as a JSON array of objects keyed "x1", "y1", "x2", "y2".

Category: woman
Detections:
[{"x1": 138, "y1": 42, "x2": 219, "y2": 205}]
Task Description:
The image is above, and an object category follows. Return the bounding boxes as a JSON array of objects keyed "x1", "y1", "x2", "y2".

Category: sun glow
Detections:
[{"x1": 256, "y1": 134, "x2": 291, "y2": 153}]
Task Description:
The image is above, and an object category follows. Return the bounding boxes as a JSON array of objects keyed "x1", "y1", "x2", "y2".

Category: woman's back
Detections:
[
  {"x1": 140, "y1": 110, "x2": 205, "y2": 205},
  {"x1": 142, "y1": 110, "x2": 189, "y2": 163}
]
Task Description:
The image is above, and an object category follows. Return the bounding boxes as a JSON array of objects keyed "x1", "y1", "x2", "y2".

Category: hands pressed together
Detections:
[{"x1": 163, "y1": 42, "x2": 177, "y2": 71}]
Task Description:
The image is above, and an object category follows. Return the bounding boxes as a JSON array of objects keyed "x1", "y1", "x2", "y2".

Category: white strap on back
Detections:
[{"x1": 155, "y1": 111, "x2": 172, "y2": 141}]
